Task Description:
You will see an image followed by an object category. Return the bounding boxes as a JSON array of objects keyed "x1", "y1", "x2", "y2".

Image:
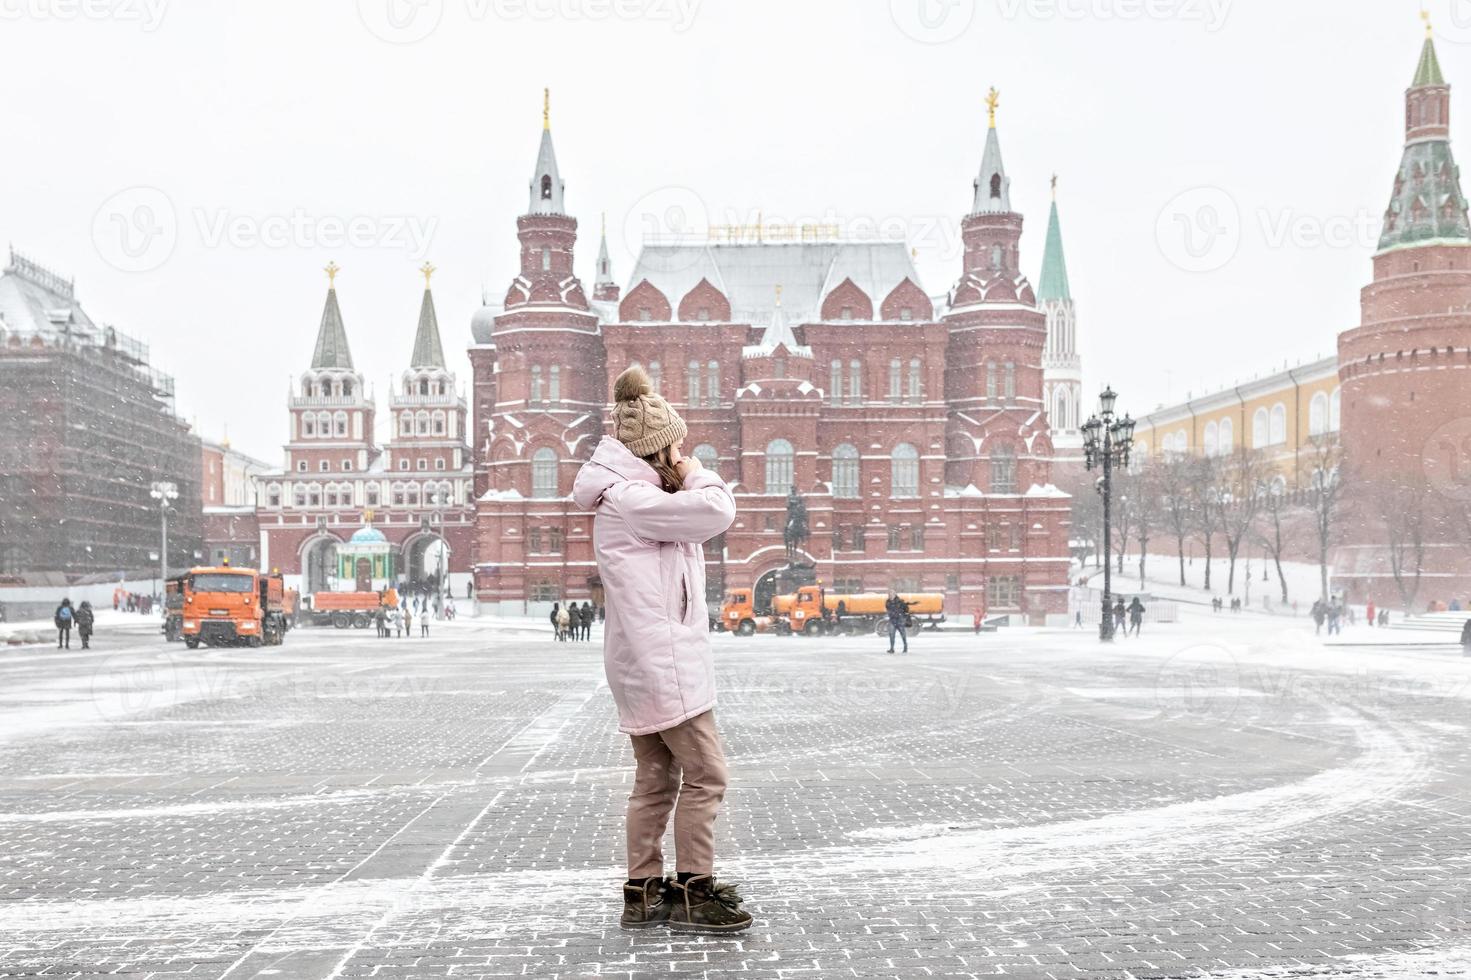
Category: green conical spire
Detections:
[
  {"x1": 310, "y1": 272, "x2": 354, "y2": 370},
  {"x1": 1413, "y1": 34, "x2": 1444, "y2": 87},
  {"x1": 1037, "y1": 191, "x2": 1071, "y2": 303},
  {"x1": 409, "y1": 286, "x2": 446, "y2": 369}
]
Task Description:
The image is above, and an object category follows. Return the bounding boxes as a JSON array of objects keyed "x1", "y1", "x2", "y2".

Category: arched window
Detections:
[
  {"x1": 649, "y1": 360, "x2": 661, "y2": 393},
  {"x1": 432, "y1": 411, "x2": 445, "y2": 435},
  {"x1": 302, "y1": 379, "x2": 312, "y2": 398},
  {"x1": 1003, "y1": 362, "x2": 1016, "y2": 401},
  {"x1": 693, "y1": 443, "x2": 718, "y2": 473},
  {"x1": 1329, "y1": 387, "x2": 1341, "y2": 432},
  {"x1": 688, "y1": 359, "x2": 701, "y2": 407},
  {"x1": 418, "y1": 377, "x2": 429, "y2": 396},
  {"x1": 1054, "y1": 389, "x2": 1068, "y2": 429},
  {"x1": 303, "y1": 415, "x2": 315, "y2": 437},
  {"x1": 406, "y1": 484, "x2": 420, "y2": 507},
  {"x1": 829, "y1": 359, "x2": 843, "y2": 405},
  {"x1": 831, "y1": 443, "x2": 860, "y2": 499},
  {"x1": 986, "y1": 362, "x2": 997, "y2": 401},
  {"x1": 1308, "y1": 392, "x2": 1329, "y2": 436},
  {"x1": 888, "y1": 358, "x2": 902, "y2": 402},
  {"x1": 848, "y1": 360, "x2": 862, "y2": 403},
  {"x1": 908, "y1": 358, "x2": 921, "y2": 402},
  {"x1": 1269, "y1": 403, "x2": 1287, "y2": 445},
  {"x1": 540, "y1": 174, "x2": 552, "y2": 200},
  {"x1": 765, "y1": 439, "x2": 794, "y2": 495},
  {"x1": 400, "y1": 412, "x2": 413, "y2": 436},
  {"x1": 531, "y1": 448, "x2": 558, "y2": 498},
  {"x1": 1219, "y1": 417, "x2": 1233, "y2": 454},
  {"x1": 891, "y1": 443, "x2": 919, "y2": 498},
  {"x1": 707, "y1": 361, "x2": 720, "y2": 404},
  {"x1": 416, "y1": 411, "x2": 430, "y2": 436},
  {"x1": 1173, "y1": 428, "x2": 1188, "y2": 454},
  {"x1": 334, "y1": 411, "x2": 348, "y2": 437},
  {"x1": 990, "y1": 444, "x2": 1016, "y2": 493},
  {"x1": 990, "y1": 173, "x2": 1002, "y2": 199},
  {"x1": 549, "y1": 365, "x2": 561, "y2": 404},
  {"x1": 530, "y1": 365, "x2": 543, "y2": 404},
  {"x1": 1252, "y1": 408, "x2": 1269, "y2": 448},
  {"x1": 342, "y1": 380, "x2": 352, "y2": 397},
  {"x1": 991, "y1": 244, "x2": 1003, "y2": 269},
  {"x1": 1203, "y1": 421, "x2": 1219, "y2": 458}
]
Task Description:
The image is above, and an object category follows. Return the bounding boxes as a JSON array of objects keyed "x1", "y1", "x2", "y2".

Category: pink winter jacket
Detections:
[{"x1": 572, "y1": 437, "x2": 737, "y2": 735}]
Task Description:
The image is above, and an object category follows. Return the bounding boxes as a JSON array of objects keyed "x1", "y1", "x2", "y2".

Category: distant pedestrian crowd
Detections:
[{"x1": 551, "y1": 601, "x2": 601, "y2": 641}]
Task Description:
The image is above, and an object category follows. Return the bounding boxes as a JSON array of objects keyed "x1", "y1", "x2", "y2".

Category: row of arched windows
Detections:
[
  {"x1": 767, "y1": 441, "x2": 922, "y2": 498},
  {"x1": 687, "y1": 360, "x2": 721, "y2": 407},
  {"x1": 301, "y1": 378, "x2": 354, "y2": 399},
  {"x1": 404, "y1": 375, "x2": 449, "y2": 397},
  {"x1": 529, "y1": 365, "x2": 561, "y2": 405},
  {"x1": 301, "y1": 411, "x2": 349, "y2": 439},
  {"x1": 826, "y1": 359, "x2": 925, "y2": 405},
  {"x1": 1156, "y1": 388, "x2": 1342, "y2": 456},
  {"x1": 398, "y1": 410, "x2": 449, "y2": 438},
  {"x1": 265, "y1": 480, "x2": 460, "y2": 509}
]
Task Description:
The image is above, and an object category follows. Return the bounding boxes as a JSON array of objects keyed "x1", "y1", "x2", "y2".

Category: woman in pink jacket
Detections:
[{"x1": 572, "y1": 364, "x2": 751, "y2": 934}]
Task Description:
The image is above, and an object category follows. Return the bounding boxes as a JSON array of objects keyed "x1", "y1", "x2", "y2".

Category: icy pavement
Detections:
[{"x1": 2, "y1": 614, "x2": 1471, "y2": 978}]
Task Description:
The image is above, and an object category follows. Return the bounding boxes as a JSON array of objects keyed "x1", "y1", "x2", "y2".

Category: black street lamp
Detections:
[{"x1": 1082, "y1": 386, "x2": 1134, "y2": 642}]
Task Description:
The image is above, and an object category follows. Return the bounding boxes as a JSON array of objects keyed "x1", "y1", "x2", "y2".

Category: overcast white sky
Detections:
[{"x1": 0, "y1": 0, "x2": 1452, "y2": 462}]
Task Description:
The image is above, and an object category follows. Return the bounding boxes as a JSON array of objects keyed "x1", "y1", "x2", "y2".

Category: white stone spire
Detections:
[{"x1": 528, "y1": 88, "x2": 565, "y2": 215}]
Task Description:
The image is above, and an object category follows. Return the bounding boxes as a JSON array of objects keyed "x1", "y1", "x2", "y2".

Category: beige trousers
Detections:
[{"x1": 626, "y1": 709, "x2": 728, "y2": 878}]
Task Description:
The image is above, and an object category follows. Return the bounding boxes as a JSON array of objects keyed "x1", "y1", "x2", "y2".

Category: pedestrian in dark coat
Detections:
[
  {"x1": 1112, "y1": 597, "x2": 1127, "y2": 636},
  {"x1": 581, "y1": 601, "x2": 594, "y2": 640},
  {"x1": 1460, "y1": 617, "x2": 1471, "y2": 655},
  {"x1": 54, "y1": 598, "x2": 74, "y2": 649},
  {"x1": 1127, "y1": 597, "x2": 1145, "y2": 636},
  {"x1": 566, "y1": 603, "x2": 581, "y2": 642},
  {"x1": 885, "y1": 593, "x2": 910, "y2": 655},
  {"x1": 550, "y1": 602, "x2": 562, "y2": 641},
  {"x1": 75, "y1": 601, "x2": 95, "y2": 649}
]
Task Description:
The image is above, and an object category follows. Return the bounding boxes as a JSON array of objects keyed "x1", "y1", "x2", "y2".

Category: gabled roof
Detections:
[
  {"x1": 627, "y1": 240, "x2": 922, "y2": 326},
  {"x1": 409, "y1": 288, "x2": 446, "y2": 369},
  {"x1": 311, "y1": 287, "x2": 354, "y2": 370}
]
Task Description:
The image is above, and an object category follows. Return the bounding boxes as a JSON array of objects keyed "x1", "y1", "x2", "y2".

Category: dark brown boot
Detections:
[
  {"x1": 668, "y1": 874, "x2": 752, "y2": 933},
  {"x1": 620, "y1": 877, "x2": 672, "y2": 930}
]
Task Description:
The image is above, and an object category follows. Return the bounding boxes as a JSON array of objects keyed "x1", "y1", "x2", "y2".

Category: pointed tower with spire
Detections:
[
  {"x1": 1039, "y1": 176, "x2": 1082, "y2": 454},
  {"x1": 593, "y1": 212, "x2": 620, "y2": 303},
  {"x1": 472, "y1": 90, "x2": 606, "y2": 610},
  {"x1": 1339, "y1": 18, "x2": 1471, "y2": 605},
  {"x1": 942, "y1": 87, "x2": 1052, "y2": 493},
  {"x1": 285, "y1": 261, "x2": 376, "y2": 479},
  {"x1": 390, "y1": 262, "x2": 469, "y2": 480}
]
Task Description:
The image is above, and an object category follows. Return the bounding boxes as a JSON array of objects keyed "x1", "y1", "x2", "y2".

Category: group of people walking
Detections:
[
  {"x1": 374, "y1": 603, "x2": 429, "y2": 638},
  {"x1": 551, "y1": 601, "x2": 599, "y2": 642},
  {"x1": 1111, "y1": 596, "x2": 1146, "y2": 636},
  {"x1": 53, "y1": 599, "x2": 95, "y2": 649}
]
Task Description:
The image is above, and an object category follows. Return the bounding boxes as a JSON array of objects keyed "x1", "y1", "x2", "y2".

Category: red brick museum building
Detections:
[{"x1": 468, "y1": 104, "x2": 1073, "y2": 620}]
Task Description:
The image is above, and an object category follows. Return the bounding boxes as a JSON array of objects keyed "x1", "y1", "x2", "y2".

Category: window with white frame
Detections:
[
  {"x1": 549, "y1": 365, "x2": 560, "y2": 404},
  {"x1": 888, "y1": 358, "x2": 901, "y2": 402},
  {"x1": 688, "y1": 359, "x2": 701, "y2": 406},
  {"x1": 1219, "y1": 417, "x2": 1233, "y2": 454},
  {"x1": 1329, "y1": 387, "x2": 1341, "y2": 432},
  {"x1": 890, "y1": 443, "x2": 919, "y2": 498},
  {"x1": 1252, "y1": 408, "x2": 1269, "y2": 447},
  {"x1": 1309, "y1": 392, "x2": 1328, "y2": 436},
  {"x1": 829, "y1": 360, "x2": 843, "y2": 405},
  {"x1": 1269, "y1": 403, "x2": 1287, "y2": 445},
  {"x1": 707, "y1": 361, "x2": 719, "y2": 403},
  {"x1": 532, "y1": 448, "x2": 558, "y2": 498},
  {"x1": 765, "y1": 439, "x2": 794, "y2": 495},
  {"x1": 831, "y1": 443, "x2": 859, "y2": 499},
  {"x1": 908, "y1": 358, "x2": 921, "y2": 403},
  {"x1": 990, "y1": 444, "x2": 1016, "y2": 493},
  {"x1": 693, "y1": 443, "x2": 719, "y2": 474}
]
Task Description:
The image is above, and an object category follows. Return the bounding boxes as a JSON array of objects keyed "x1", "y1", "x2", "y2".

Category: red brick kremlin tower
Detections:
[{"x1": 1337, "y1": 21, "x2": 1471, "y2": 605}]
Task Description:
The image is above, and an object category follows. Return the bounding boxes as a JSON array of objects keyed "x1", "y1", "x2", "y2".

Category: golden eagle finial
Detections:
[{"x1": 985, "y1": 87, "x2": 1000, "y2": 128}]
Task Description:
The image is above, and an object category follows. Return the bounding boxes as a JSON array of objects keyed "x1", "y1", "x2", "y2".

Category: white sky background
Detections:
[{"x1": 0, "y1": 0, "x2": 1449, "y2": 463}]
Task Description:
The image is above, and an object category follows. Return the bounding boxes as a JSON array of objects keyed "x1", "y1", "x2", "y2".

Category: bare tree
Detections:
[
  {"x1": 1218, "y1": 449, "x2": 1269, "y2": 596},
  {"x1": 1304, "y1": 436, "x2": 1345, "y2": 602},
  {"x1": 1132, "y1": 466, "x2": 1162, "y2": 588},
  {"x1": 1157, "y1": 453, "x2": 1195, "y2": 586},
  {"x1": 1070, "y1": 488, "x2": 1103, "y2": 570},
  {"x1": 1111, "y1": 470, "x2": 1137, "y2": 576},
  {"x1": 1256, "y1": 481, "x2": 1291, "y2": 604},
  {"x1": 1379, "y1": 479, "x2": 1429, "y2": 613},
  {"x1": 1189, "y1": 455, "x2": 1223, "y2": 592}
]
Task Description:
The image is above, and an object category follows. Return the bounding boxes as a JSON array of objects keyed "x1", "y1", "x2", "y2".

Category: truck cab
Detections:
[{"x1": 180, "y1": 566, "x2": 289, "y2": 648}]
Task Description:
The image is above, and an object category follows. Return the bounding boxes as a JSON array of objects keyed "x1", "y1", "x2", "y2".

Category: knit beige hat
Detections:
[{"x1": 611, "y1": 364, "x2": 687, "y2": 457}]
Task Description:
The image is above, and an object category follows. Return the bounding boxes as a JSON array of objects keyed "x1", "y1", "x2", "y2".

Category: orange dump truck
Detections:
[
  {"x1": 302, "y1": 589, "x2": 399, "y2": 629},
  {"x1": 786, "y1": 588, "x2": 945, "y2": 636},
  {"x1": 180, "y1": 566, "x2": 291, "y2": 648}
]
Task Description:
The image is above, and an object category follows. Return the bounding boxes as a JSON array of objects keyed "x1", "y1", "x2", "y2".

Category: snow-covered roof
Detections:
[
  {"x1": 0, "y1": 250, "x2": 97, "y2": 338},
  {"x1": 626, "y1": 240, "x2": 923, "y2": 327}
]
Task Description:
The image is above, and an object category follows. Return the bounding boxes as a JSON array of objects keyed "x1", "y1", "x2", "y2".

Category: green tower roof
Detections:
[
  {"x1": 1037, "y1": 198, "x2": 1071, "y2": 302},
  {"x1": 1413, "y1": 35, "x2": 1444, "y2": 88},
  {"x1": 310, "y1": 286, "x2": 354, "y2": 370}
]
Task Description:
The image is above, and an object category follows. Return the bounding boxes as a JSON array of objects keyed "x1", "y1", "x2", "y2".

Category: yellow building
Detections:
[{"x1": 1132, "y1": 356, "x2": 1340, "y2": 488}]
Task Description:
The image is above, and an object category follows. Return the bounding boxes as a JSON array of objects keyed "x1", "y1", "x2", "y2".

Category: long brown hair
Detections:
[{"x1": 613, "y1": 364, "x2": 681, "y2": 493}]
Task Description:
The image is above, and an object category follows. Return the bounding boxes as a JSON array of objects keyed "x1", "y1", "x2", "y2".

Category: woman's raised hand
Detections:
[{"x1": 674, "y1": 454, "x2": 704, "y2": 486}]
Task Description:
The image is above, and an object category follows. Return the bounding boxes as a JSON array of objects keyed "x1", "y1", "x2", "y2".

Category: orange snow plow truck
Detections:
[
  {"x1": 180, "y1": 565, "x2": 292, "y2": 649},
  {"x1": 722, "y1": 586, "x2": 944, "y2": 637}
]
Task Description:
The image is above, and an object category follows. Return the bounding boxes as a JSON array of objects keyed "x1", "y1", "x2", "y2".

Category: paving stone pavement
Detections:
[{"x1": 2, "y1": 614, "x2": 1471, "y2": 978}]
